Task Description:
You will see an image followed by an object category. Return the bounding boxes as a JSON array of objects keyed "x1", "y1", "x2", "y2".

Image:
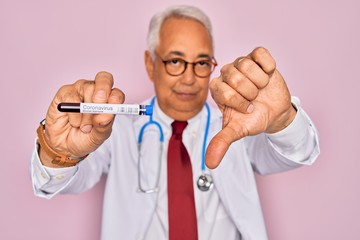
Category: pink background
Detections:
[{"x1": 1, "y1": 0, "x2": 359, "y2": 239}]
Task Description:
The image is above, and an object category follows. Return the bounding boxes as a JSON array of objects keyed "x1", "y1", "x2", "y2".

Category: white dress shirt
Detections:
[{"x1": 31, "y1": 96, "x2": 320, "y2": 240}]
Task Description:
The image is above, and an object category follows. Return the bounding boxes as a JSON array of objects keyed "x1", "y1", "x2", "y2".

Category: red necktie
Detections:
[{"x1": 167, "y1": 121, "x2": 198, "y2": 240}]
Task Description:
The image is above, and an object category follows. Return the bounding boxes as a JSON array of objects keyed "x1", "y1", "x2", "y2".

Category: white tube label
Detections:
[{"x1": 80, "y1": 103, "x2": 141, "y2": 115}]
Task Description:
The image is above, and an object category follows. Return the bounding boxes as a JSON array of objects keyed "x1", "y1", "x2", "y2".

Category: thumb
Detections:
[{"x1": 205, "y1": 125, "x2": 245, "y2": 169}]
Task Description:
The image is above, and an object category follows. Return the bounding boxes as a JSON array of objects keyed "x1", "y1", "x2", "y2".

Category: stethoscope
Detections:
[{"x1": 137, "y1": 97, "x2": 213, "y2": 193}]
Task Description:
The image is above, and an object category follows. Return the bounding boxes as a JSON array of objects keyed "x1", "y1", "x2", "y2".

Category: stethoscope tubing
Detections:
[
  {"x1": 137, "y1": 97, "x2": 212, "y2": 193},
  {"x1": 137, "y1": 98, "x2": 164, "y2": 144},
  {"x1": 201, "y1": 103, "x2": 211, "y2": 172}
]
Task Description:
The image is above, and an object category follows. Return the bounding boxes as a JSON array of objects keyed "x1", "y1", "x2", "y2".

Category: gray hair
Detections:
[{"x1": 146, "y1": 5, "x2": 213, "y2": 59}]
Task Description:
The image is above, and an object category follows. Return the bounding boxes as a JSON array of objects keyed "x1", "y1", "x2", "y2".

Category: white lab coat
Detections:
[{"x1": 31, "y1": 97, "x2": 320, "y2": 240}]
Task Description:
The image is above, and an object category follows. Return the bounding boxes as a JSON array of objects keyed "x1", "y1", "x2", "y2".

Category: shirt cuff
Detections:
[
  {"x1": 266, "y1": 97, "x2": 309, "y2": 149},
  {"x1": 31, "y1": 138, "x2": 78, "y2": 198}
]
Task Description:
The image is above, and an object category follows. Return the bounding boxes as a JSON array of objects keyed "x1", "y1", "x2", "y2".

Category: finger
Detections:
[
  {"x1": 108, "y1": 87, "x2": 125, "y2": 104},
  {"x1": 45, "y1": 82, "x2": 87, "y2": 150},
  {"x1": 205, "y1": 124, "x2": 246, "y2": 169},
  {"x1": 222, "y1": 63, "x2": 260, "y2": 101},
  {"x1": 79, "y1": 81, "x2": 96, "y2": 133},
  {"x1": 234, "y1": 57, "x2": 270, "y2": 89},
  {"x1": 50, "y1": 82, "x2": 86, "y2": 128},
  {"x1": 210, "y1": 76, "x2": 254, "y2": 113},
  {"x1": 248, "y1": 47, "x2": 276, "y2": 76},
  {"x1": 88, "y1": 113, "x2": 115, "y2": 146},
  {"x1": 92, "y1": 87, "x2": 125, "y2": 129},
  {"x1": 81, "y1": 72, "x2": 116, "y2": 133},
  {"x1": 92, "y1": 71, "x2": 114, "y2": 103}
]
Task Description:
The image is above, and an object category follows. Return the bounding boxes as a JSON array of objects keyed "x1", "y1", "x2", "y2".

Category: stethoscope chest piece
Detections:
[{"x1": 197, "y1": 173, "x2": 213, "y2": 192}]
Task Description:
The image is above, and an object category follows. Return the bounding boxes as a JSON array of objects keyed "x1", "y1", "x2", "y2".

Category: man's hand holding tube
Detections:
[
  {"x1": 206, "y1": 47, "x2": 297, "y2": 169},
  {"x1": 40, "y1": 71, "x2": 125, "y2": 168}
]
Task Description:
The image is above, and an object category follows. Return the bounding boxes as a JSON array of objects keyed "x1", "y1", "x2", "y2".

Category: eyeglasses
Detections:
[{"x1": 156, "y1": 53, "x2": 217, "y2": 78}]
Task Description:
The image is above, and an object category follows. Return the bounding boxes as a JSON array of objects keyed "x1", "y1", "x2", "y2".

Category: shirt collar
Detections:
[{"x1": 153, "y1": 98, "x2": 204, "y2": 135}]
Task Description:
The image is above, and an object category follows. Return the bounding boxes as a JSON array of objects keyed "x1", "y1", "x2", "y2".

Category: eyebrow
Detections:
[{"x1": 166, "y1": 51, "x2": 212, "y2": 59}]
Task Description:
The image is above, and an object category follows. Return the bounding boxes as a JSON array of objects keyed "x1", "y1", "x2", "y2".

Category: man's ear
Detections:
[{"x1": 144, "y1": 50, "x2": 155, "y2": 82}]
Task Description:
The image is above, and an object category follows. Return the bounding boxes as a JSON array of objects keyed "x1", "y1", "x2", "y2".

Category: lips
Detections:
[
  {"x1": 174, "y1": 90, "x2": 198, "y2": 100},
  {"x1": 173, "y1": 87, "x2": 199, "y2": 95}
]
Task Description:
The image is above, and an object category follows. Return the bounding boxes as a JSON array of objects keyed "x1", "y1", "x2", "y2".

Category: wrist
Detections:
[
  {"x1": 36, "y1": 120, "x2": 84, "y2": 168},
  {"x1": 267, "y1": 104, "x2": 297, "y2": 134}
]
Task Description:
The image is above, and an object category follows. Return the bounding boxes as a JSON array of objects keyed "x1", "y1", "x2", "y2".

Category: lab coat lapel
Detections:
[{"x1": 210, "y1": 142, "x2": 268, "y2": 240}]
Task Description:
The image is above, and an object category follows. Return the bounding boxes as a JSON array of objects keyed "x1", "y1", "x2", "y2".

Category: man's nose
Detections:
[{"x1": 180, "y1": 63, "x2": 196, "y2": 84}]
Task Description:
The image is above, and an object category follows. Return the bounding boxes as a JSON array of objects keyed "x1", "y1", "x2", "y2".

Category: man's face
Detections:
[{"x1": 145, "y1": 17, "x2": 214, "y2": 121}]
